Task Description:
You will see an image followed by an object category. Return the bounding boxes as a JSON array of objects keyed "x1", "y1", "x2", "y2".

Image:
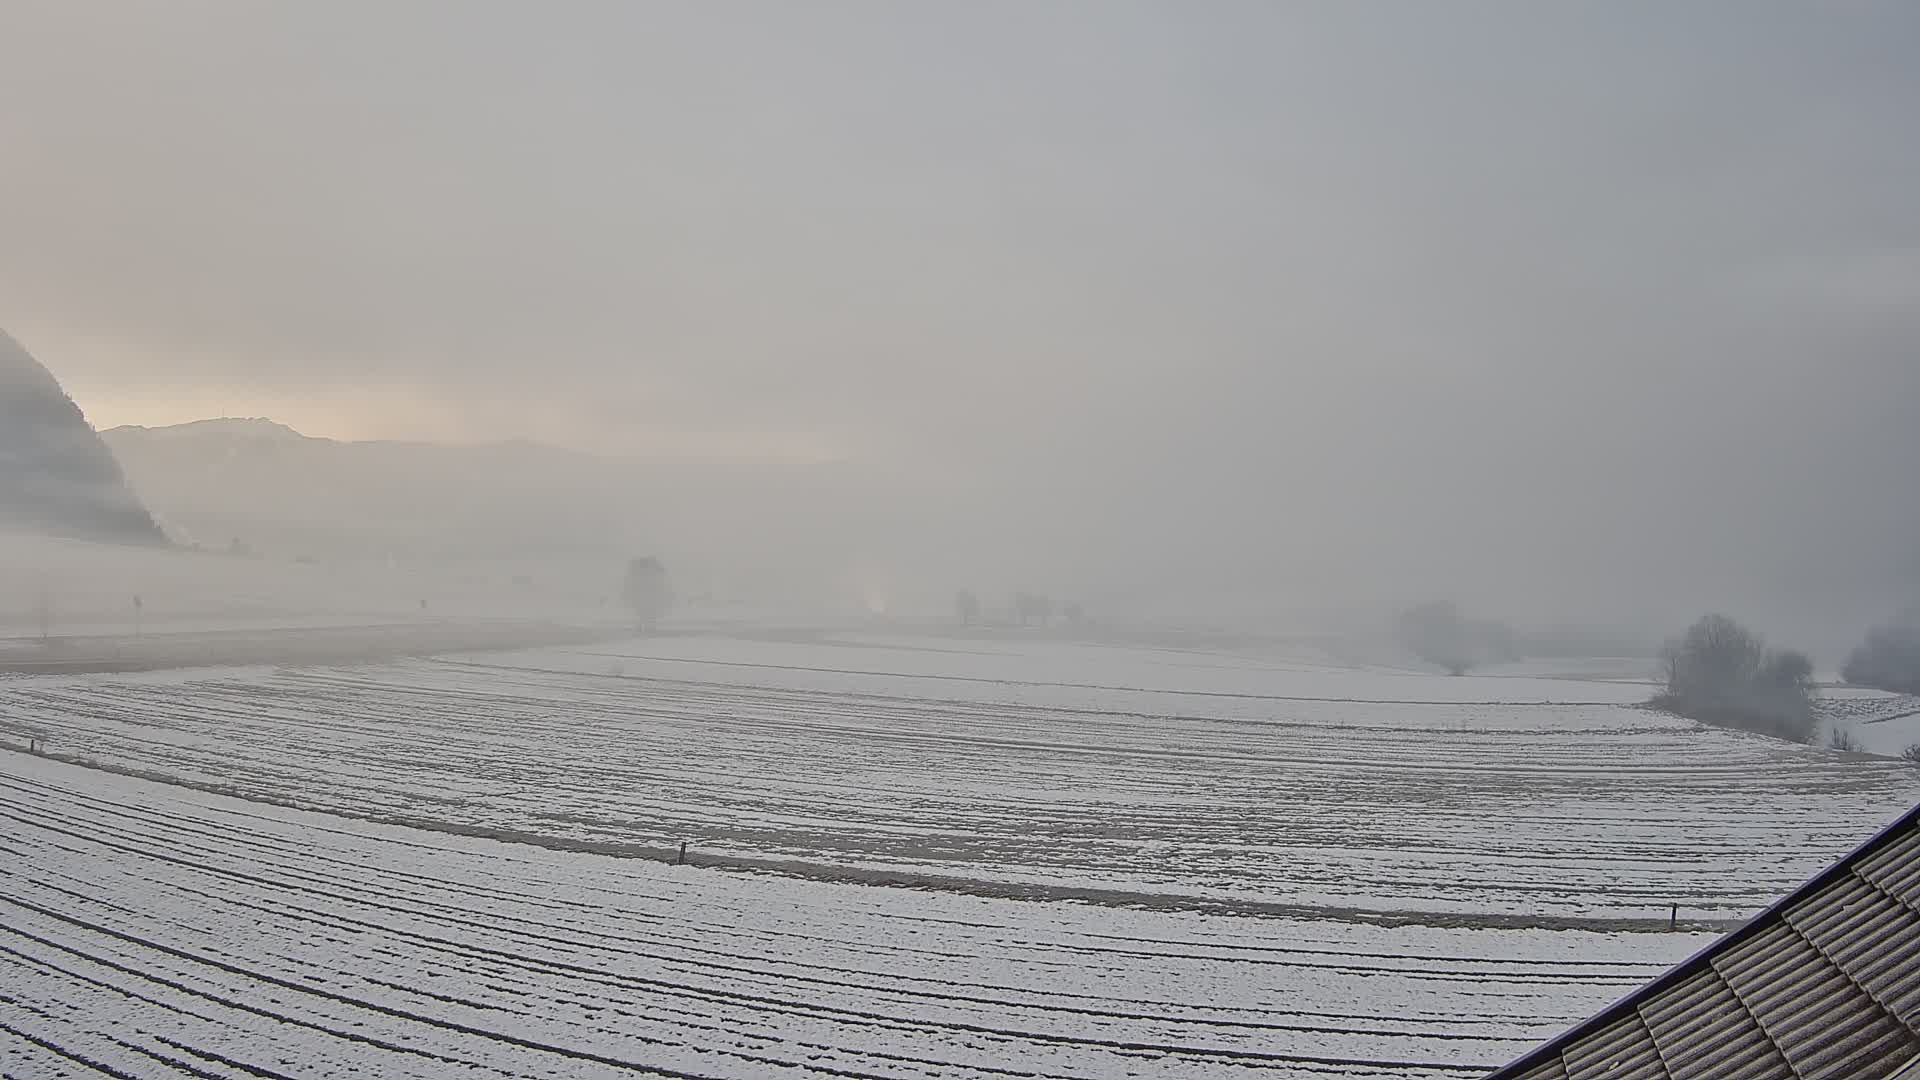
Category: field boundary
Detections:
[
  {"x1": 0, "y1": 620, "x2": 630, "y2": 675},
  {"x1": 561, "y1": 651, "x2": 1627, "y2": 706}
]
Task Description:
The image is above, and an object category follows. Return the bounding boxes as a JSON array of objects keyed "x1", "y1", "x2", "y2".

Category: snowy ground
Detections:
[
  {"x1": 2, "y1": 627, "x2": 1917, "y2": 1078},
  {"x1": 6, "y1": 633, "x2": 1915, "y2": 923},
  {"x1": 1820, "y1": 688, "x2": 1920, "y2": 757},
  {"x1": 0, "y1": 751, "x2": 1706, "y2": 1079}
]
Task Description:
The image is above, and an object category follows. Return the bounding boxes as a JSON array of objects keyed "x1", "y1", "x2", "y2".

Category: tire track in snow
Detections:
[{"x1": 0, "y1": 754, "x2": 1559, "y2": 1078}]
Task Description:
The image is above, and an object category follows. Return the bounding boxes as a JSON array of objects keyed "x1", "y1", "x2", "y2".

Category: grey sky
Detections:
[{"x1": 3, "y1": 2, "x2": 1916, "y2": 636}]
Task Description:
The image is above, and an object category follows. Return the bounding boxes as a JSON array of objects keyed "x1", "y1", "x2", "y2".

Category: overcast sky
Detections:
[{"x1": 3, "y1": 2, "x2": 1916, "y2": 635}]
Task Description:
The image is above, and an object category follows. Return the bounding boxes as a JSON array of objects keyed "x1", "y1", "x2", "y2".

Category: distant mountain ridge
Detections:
[
  {"x1": 109, "y1": 417, "x2": 312, "y2": 443},
  {"x1": 104, "y1": 417, "x2": 587, "y2": 458},
  {"x1": 100, "y1": 419, "x2": 889, "y2": 597},
  {"x1": 0, "y1": 329, "x2": 168, "y2": 546}
]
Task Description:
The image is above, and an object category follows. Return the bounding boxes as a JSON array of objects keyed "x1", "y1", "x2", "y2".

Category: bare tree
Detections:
[
  {"x1": 954, "y1": 589, "x2": 980, "y2": 626},
  {"x1": 1398, "y1": 601, "x2": 1477, "y2": 675},
  {"x1": 1013, "y1": 592, "x2": 1052, "y2": 627},
  {"x1": 1655, "y1": 614, "x2": 1815, "y2": 742},
  {"x1": 1659, "y1": 614, "x2": 1763, "y2": 705},
  {"x1": 622, "y1": 556, "x2": 672, "y2": 631}
]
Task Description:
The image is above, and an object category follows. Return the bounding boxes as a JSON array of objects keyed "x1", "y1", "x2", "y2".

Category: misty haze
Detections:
[{"x1": 3, "y1": 4, "x2": 1919, "y2": 1079}]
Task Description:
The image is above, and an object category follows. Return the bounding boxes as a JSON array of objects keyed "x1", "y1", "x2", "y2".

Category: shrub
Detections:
[
  {"x1": 1902, "y1": 744, "x2": 1920, "y2": 766},
  {"x1": 1653, "y1": 614, "x2": 1816, "y2": 742},
  {"x1": 1828, "y1": 726, "x2": 1862, "y2": 753}
]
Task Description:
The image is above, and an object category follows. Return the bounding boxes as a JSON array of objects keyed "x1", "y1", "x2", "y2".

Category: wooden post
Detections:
[
  {"x1": 1670, "y1": 903, "x2": 1678, "y2": 930},
  {"x1": 676, "y1": 841, "x2": 687, "y2": 866}
]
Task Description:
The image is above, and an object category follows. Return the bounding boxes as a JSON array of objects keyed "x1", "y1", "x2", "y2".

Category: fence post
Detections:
[
  {"x1": 1670, "y1": 903, "x2": 1678, "y2": 930},
  {"x1": 676, "y1": 841, "x2": 687, "y2": 866}
]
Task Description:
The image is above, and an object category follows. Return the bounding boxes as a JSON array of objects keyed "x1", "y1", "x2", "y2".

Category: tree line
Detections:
[
  {"x1": 1399, "y1": 600, "x2": 1920, "y2": 751},
  {"x1": 1842, "y1": 613, "x2": 1920, "y2": 696}
]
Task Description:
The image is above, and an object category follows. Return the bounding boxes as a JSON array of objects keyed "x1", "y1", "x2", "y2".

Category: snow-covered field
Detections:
[
  {"x1": 1821, "y1": 688, "x2": 1920, "y2": 757},
  {"x1": 6, "y1": 633, "x2": 1915, "y2": 922},
  {"x1": 0, "y1": 751, "x2": 1703, "y2": 1079},
  {"x1": 3, "y1": 628, "x2": 1918, "y2": 1078}
]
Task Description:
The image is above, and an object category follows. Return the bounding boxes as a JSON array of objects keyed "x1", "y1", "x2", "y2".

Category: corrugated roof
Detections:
[{"x1": 1489, "y1": 802, "x2": 1920, "y2": 1080}]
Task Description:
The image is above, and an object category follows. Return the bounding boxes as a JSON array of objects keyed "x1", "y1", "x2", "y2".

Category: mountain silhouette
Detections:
[{"x1": 0, "y1": 329, "x2": 168, "y2": 545}]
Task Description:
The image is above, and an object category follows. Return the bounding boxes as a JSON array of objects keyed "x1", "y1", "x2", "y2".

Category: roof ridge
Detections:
[{"x1": 1487, "y1": 804, "x2": 1920, "y2": 1079}]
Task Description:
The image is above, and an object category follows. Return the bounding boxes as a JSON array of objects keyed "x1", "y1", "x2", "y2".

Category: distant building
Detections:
[{"x1": 1488, "y1": 802, "x2": 1920, "y2": 1079}]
